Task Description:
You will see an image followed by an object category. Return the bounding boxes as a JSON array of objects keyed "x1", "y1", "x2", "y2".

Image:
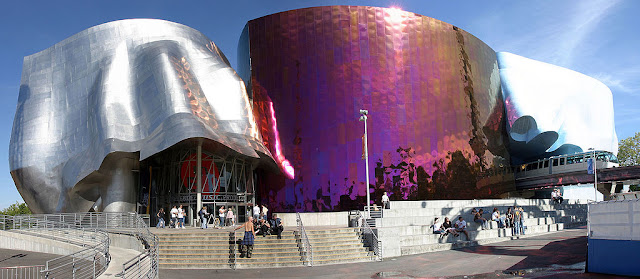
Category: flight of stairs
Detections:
[
  {"x1": 301, "y1": 228, "x2": 372, "y2": 266},
  {"x1": 375, "y1": 199, "x2": 589, "y2": 257},
  {"x1": 157, "y1": 227, "x2": 374, "y2": 269}
]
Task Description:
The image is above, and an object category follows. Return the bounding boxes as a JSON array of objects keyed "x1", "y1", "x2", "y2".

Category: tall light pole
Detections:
[
  {"x1": 589, "y1": 148, "x2": 598, "y2": 201},
  {"x1": 359, "y1": 109, "x2": 371, "y2": 218}
]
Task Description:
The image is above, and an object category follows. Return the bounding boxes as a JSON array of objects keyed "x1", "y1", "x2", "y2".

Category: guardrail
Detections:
[
  {"x1": 610, "y1": 191, "x2": 640, "y2": 201},
  {"x1": 230, "y1": 230, "x2": 237, "y2": 269},
  {"x1": 0, "y1": 265, "x2": 44, "y2": 279},
  {"x1": 295, "y1": 212, "x2": 313, "y2": 266},
  {"x1": 0, "y1": 213, "x2": 158, "y2": 279},
  {"x1": 0, "y1": 214, "x2": 111, "y2": 279},
  {"x1": 355, "y1": 211, "x2": 382, "y2": 261}
]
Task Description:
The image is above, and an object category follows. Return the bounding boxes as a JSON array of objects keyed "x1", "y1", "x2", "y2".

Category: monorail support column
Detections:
[{"x1": 197, "y1": 139, "x2": 203, "y2": 219}]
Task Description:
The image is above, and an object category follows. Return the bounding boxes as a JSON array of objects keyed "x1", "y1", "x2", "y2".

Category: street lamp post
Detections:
[
  {"x1": 589, "y1": 148, "x2": 598, "y2": 201},
  {"x1": 359, "y1": 109, "x2": 371, "y2": 218}
]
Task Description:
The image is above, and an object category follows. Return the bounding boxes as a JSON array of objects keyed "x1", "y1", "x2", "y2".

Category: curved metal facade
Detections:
[
  {"x1": 498, "y1": 52, "x2": 618, "y2": 164},
  {"x1": 240, "y1": 6, "x2": 513, "y2": 212},
  {"x1": 11, "y1": 19, "x2": 271, "y2": 213}
]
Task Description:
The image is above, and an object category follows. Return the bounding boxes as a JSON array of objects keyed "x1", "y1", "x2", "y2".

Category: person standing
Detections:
[
  {"x1": 177, "y1": 205, "x2": 186, "y2": 229},
  {"x1": 156, "y1": 208, "x2": 165, "y2": 228},
  {"x1": 199, "y1": 206, "x2": 209, "y2": 229},
  {"x1": 226, "y1": 207, "x2": 235, "y2": 226},
  {"x1": 381, "y1": 192, "x2": 390, "y2": 209},
  {"x1": 261, "y1": 204, "x2": 269, "y2": 220},
  {"x1": 234, "y1": 216, "x2": 256, "y2": 258},
  {"x1": 218, "y1": 206, "x2": 226, "y2": 227},
  {"x1": 517, "y1": 206, "x2": 525, "y2": 235},
  {"x1": 253, "y1": 204, "x2": 260, "y2": 220},
  {"x1": 170, "y1": 206, "x2": 178, "y2": 229},
  {"x1": 513, "y1": 206, "x2": 522, "y2": 235}
]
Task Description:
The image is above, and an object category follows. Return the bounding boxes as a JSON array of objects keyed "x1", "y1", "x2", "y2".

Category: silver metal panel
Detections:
[{"x1": 10, "y1": 19, "x2": 271, "y2": 213}]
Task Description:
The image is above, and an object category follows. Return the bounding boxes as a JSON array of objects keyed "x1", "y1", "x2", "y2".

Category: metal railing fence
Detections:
[
  {"x1": 355, "y1": 211, "x2": 382, "y2": 261},
  {"x1": 0, "y1": 213, "x2": 158, "y2": 279},
  {"x1": 0, "y1": 214, "x2": 111, "y2": 279},
  {"x1": 295, "y1": 212, "x2": 313, "y2": 266},
  {"x1": 230, "y1": 230, "x2": 237, "y2": 270},
  {"x1": 0, "y1": 265, "x2": 45, "y2": 279}
]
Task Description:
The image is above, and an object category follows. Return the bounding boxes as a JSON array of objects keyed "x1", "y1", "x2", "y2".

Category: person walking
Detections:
[
  {"x1": 156, "y1": 208, "x2": 165, "y2": 228},
  {"x1": 234, "y1": 216, "x2": 256, "y2": 258},
  {"x1": 381, "y1": 192, "x2": 390, "y2": 209},
  {"x1": 218, "y1": 206, "x2": 226, "y2": 227}
]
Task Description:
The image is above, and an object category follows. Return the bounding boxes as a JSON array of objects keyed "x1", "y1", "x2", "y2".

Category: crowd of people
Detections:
[
  {"x1": 155, "y1": 203, "x2": 280, "y2": 232},
  {"x1": 431, "y1": 206, "x2": 527, "y2": 240}
]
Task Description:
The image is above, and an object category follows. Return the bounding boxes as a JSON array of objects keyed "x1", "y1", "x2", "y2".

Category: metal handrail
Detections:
[
  {"x1": 0, "y1": 265, "x2": 45, "y2": 279},
  {"x1": 5, "y1": 212, "x2": 159, "y2": 279},
  {"x1": 0, "y1": 214, "x2": 111, "y2": 279},
  {"x1": 355, "y1": 210, "x2": 383, "y2": 261},
  {"x1": 295, "y1": 212, "x2": 313, "y2": 266},
  {"x1": 230, "y1": 230, "x2": 237, "y2": 270}
]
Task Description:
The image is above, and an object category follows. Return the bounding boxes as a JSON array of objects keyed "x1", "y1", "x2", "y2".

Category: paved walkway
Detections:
[
  {"x1": 0, "y1": 248, "x2": 58, "y2": 268},
  {"x1": 99, "y1": 246, "x2": 142, "y2": 278},
  {"x1": 159, "y1": 228, "x2": 632, "y2": 278}
]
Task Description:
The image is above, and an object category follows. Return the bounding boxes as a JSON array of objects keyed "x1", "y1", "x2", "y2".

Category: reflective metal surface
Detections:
[
  {"x1": 240, "y1": 6, "x2": 513, "y2": 212},
  {"x1": 497, "y1": 52, "x2": 618, "y2": 164},
  {"x1": 11, "y1": 19, "x2": 271, "y2": 213}
]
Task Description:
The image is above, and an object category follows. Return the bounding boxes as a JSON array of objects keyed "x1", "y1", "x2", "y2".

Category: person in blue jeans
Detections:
[
  {"x1": 156, "y1": 208, "x2": 165, "y2": 228},
  {"x1": 491, "y1": 207, "x2": 506, "y2": 228},
  {"x1": 218, "y1": 206, "x2": 226, "y2": 227},
  {"x1": 199, "y1": 206, "x2": 209, "y2": 229}
]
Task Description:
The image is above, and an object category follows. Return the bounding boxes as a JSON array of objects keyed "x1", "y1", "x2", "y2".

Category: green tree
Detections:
[
  {"x1": 618, "y1": 132, "x2": 640, "y2": 166},
  {"x1": 0, "y1": 202, "x2": 31, "y2": 216}
]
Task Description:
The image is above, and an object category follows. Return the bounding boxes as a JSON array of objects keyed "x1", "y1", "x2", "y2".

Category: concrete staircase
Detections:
[
  {"x1": 375, "y1": 199, "x2": 588, "y2": 257},
  {"x1": 302, "y1": 228, "x2": 372, "y2": 265},
  {"x1": 157, "y1": 227, "x2": 374, "y2": 269}
]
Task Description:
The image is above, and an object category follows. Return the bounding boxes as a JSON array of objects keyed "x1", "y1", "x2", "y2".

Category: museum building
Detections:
[{"x1": 10, "y1": 6, "x2": 617, "y2": 220}]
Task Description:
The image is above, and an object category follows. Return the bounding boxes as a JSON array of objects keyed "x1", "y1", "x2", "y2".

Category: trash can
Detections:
[{"x1": 348, "y1": 210, "x2": 359, "y2": 227}]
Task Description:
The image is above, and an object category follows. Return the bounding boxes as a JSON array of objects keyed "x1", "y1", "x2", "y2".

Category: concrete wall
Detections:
[
  {"x1": 275, "y1": 211, "x2": 349, "y2": 227},
  {"x1": 108, "y1": 232, "x2": 145, "y2": 252},
  {"x1": 0, "y1": 230, "x2": 84, "y2": 256}
]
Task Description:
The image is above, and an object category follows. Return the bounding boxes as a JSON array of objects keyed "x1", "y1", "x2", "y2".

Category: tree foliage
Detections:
[
  {"x1": 0, "y1": 202, "x2": 31, "y2": 216},
  {"x1": 618, "y1": 132, "x2": 640, "y2": 166}
]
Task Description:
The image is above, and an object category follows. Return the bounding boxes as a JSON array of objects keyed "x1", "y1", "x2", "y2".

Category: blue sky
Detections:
[{"x1": 0, "y1": 0, "x2": 638, "y2": 209}]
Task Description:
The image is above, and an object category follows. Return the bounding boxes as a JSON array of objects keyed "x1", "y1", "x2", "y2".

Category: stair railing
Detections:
[
  {"x1": 295, "y1": 212, "x2": 313, "y2": 266},
  {"x1": 230, "y1": 230, "x2": 237, "y2": 270},
  {"x1": 355, "y1": 210, "x2": 383, "y2": 261}
]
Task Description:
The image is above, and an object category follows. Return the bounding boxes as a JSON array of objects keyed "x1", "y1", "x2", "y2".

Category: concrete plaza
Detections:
[{"x1": 159, "y1": 227, "x2": 631, "y2": 278}]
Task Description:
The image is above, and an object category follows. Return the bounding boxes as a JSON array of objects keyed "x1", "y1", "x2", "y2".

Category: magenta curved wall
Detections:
[{"x1": 239, "y1": 6, "x2": 513, "y2": 212}]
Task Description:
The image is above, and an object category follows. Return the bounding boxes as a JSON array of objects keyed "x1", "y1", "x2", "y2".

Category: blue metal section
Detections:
[{"x1": 588, "y1": 238, "x2": 640, "y2": 276}]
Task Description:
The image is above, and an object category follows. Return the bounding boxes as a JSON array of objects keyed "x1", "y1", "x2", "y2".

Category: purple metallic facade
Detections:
[{"x1": 241, "y1": 6, "x2": 513, "y2": 212}]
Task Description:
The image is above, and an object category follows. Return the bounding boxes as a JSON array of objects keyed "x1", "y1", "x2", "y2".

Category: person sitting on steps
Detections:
[
  {"x1": 270, "y1": 214, "x2": 284, "y2": 239},
  {"x1": 474, "y1": 209, "x2": 488, "y2": 230},
  {"x1": 492, "y1": 207, "x2": 506, "y2": 228},
  {"x1": 234, "y1": 216, "x2": 256, "y2": 258},
  {"x1": 442, "y1": 217, "x2": 458, "y2": 237},
  {"x1": 454, "y1": 216, "x2": 470, "y2": 240}
]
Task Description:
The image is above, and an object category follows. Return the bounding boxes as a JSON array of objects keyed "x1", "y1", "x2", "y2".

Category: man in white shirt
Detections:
[
  {"x1": 454, "y1": 216, "x2": 469, "y2": 240},
  {"x1": 381, "y1": 192, "x2": 390, "y2": 209},
  {"x1": 170, "y1": 206, "x2": 179, "y2": 229},
  {"x1": 551, "y1": 190, "x2": 558, "y2": 204},
  {"x1": 261, "y1": 205, "x2": 269, "y2": 220},
  {"x1": 491, "y1": 207, "x2": 506, "y2": 228},
  {"x1": 253, "y1": 204, "x2": 260, "y2": 220}
]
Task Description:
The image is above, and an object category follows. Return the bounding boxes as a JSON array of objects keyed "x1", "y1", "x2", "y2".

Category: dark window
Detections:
[
  {"x1": 544, "y1": 160, "x2": 549, "y2": 168},
  {"x1": 567, "y1": 157, "x2": 574, "y2": 164},
  {"x1": 553, "y1": 159, "x2": 558, "y2": 166},
  {"x1": 560, "y1": 158, "x2": 565, "y2": 165}
]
